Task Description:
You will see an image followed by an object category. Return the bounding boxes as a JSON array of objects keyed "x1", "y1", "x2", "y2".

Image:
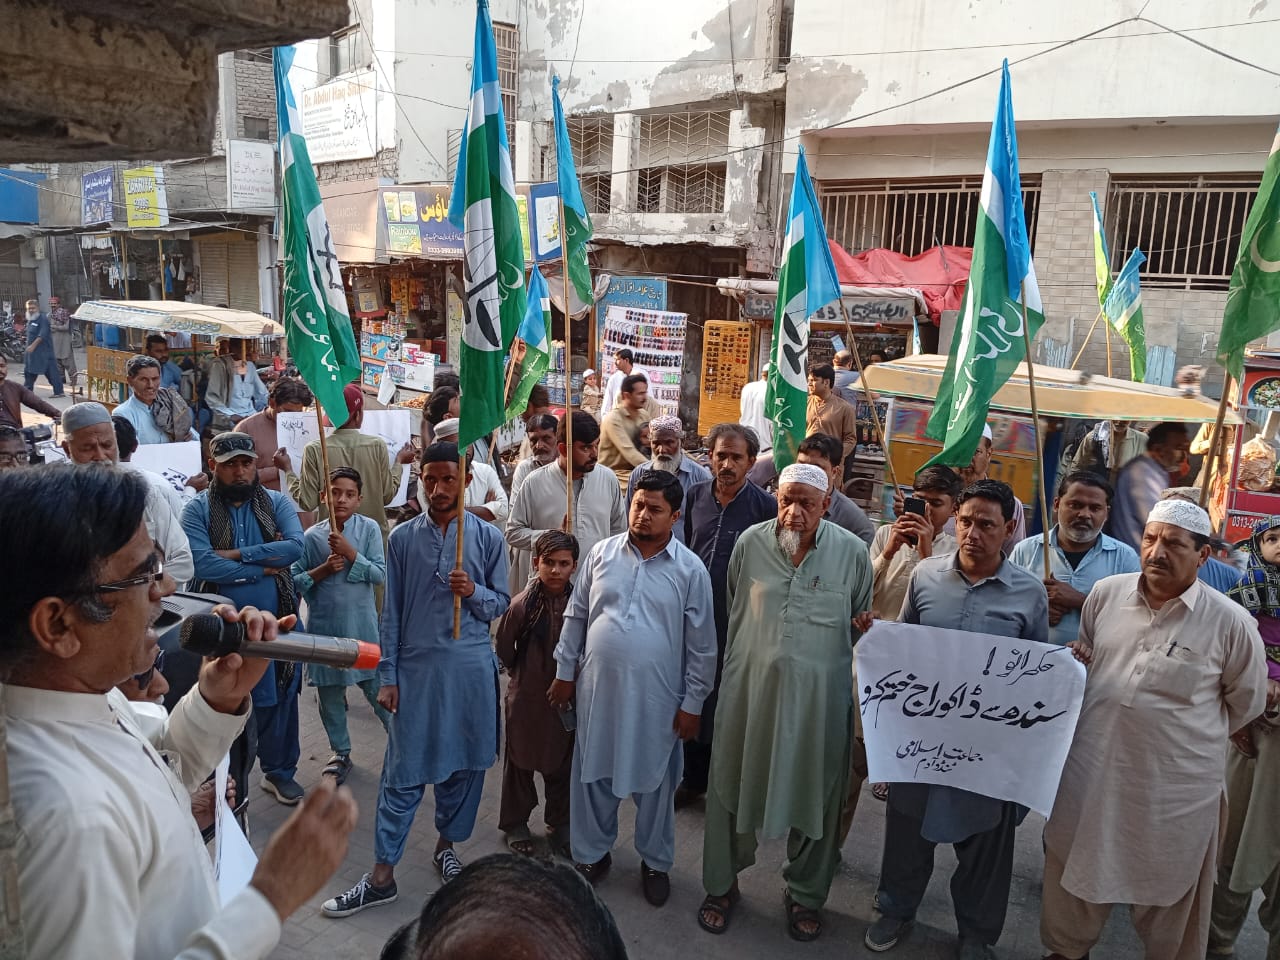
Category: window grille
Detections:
[
  {"x1": 1105, "y1": 175, "x2": 1260, "y2": 291},
  {"x1": 542, "y1": 116, "x2": 614, "y2": 215},
  {"x1": 492, "y1": 21, "x2": 519, "y2": 149},
  {"x1": 817, "y1": 176, "x2": 1041, "y2": 255},
  {"x1": 635, "y1": 111, "x2": 731, "y2": 214}
]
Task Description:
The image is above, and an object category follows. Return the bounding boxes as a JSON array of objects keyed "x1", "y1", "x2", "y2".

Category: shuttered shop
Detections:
[{"x1": 195, "y1": 234, "x2": 259, "y2": 312}]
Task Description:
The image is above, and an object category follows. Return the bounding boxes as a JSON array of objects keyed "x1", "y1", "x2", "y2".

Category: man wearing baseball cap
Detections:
[
  {"x1": 1040, "y1": 498, "x2": 1266, "y2": 960},
  {"x1": 183, "y1": 431, "x2": 307, "y2": 805}
]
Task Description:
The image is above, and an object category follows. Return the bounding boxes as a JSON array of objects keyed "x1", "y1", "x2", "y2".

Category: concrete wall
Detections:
[
  {"x1": 785, "y1": 0, "x2": 1280, "y2": 145},
  {"x1": 232, "y1": 56, "x2": 278, "y2": 142}
]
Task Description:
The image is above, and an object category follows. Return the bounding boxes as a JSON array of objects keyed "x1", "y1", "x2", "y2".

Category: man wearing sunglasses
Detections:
[{"x1": 0, "y1": 464, "x2": 359, "y2": 960}]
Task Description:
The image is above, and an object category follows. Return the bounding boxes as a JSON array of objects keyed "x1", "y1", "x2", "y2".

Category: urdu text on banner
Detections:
[{"x1": 856, "y1": 621, "x2": 1086, "y2": 816}]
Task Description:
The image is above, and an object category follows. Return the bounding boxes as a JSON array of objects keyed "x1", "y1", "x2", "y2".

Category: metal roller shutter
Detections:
[
  {"x1": 226, "y1": 241, "x2": 259, "y2": 312},
  {"x1": 196, "y1": 239, "x2": 228, "y2": 306}
]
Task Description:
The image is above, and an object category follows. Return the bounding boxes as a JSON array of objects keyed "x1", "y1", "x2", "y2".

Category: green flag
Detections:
[
  {"x1": 552, "y1": 75, "x2": 594, "y2": 305},
  {"x1": 1089, "y1": 191, "x2": 1113, "y2": 304},
  {"x1": 926, "y1": 61, "x2": 1045, "y2": 468},
  {"x1": 447, "y1": 0, "x2": 527, "y2": 450},
  {"x1": 273, "y1": 47, "x2": 361, "y2": 425},
  {"x1": 766, "y1": 146, "x2": 842, "y2": 470},
  {"x1": 1218, "y1": 127, "x2": 1280, "y2": 383},
  {"x1": 1102, "y1": 249, "x2": 1148, "y2": 382},
  {"x1": 505, "y1": 264, "x2": 551, "y2": 420}
]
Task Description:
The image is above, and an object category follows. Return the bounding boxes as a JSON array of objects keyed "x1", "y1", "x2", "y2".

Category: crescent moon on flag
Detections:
[{"x1": 1250, "y1": 219, "x2": 1280, "y2": 274}]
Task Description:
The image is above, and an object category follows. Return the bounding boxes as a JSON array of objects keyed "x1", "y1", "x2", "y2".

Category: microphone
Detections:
[{"x1": 179, "y1": 614, "x2": 381, "y2": 670}]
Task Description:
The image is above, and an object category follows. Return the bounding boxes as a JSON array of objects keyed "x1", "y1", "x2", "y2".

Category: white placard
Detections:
[
  {"x1": 130, "y1": 441, "x2": 201, "y2": 494},
  {"x1": 226, "y1": 139, "x2": 276, "y2": 210},
  {"x1": 856, "y1": 621, "x2": 1086, "y2": 816},
  {"x1": 214, "y1": 754, "x2": 257, "y2": 905},
  {"x1": 362, "y1": 409, "x2": 412, "y2": 508},
  {"x1": 300, "y1": 72, "x2": 377, "y2": 164},
  {"x1": 276, "y1": 409, "x2": 410, "y2": 507}
]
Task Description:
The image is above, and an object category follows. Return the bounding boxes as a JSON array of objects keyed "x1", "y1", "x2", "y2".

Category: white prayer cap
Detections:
[
  {"x1": 583, "y1": 368, "x2": 596, "y2": 378},
  {"x1": 778, "y1": 463, "x2": 830, "y2": 492},
  {"x1": 649, "y1": 415, "x2": 682, "y2": 435},
  {"x1": 434, "y1": 417, "x2": 460, "y2": 439},
  {"x1": 1147, "y1": 498, "x2": 1211, "y2": 538},
  {"x1": 982, "y1": 424, "x2": 993, "y2": 441}
]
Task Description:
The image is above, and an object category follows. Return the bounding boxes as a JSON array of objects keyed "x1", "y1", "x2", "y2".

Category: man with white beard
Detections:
[
  {"x1": 1008, "y1": 471, "x2": 1139, "y2": 645},
  {"x1": 626, "y1": 416, "x2": 710, "y2": 543},
  {"x1": 509, "y1": 414, "x2": 560, "y2": 501}
]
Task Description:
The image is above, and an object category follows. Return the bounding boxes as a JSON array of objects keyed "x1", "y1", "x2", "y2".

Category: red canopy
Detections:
[{"x1": 828, "y1": 241, "x2": 971, "y2": 322}]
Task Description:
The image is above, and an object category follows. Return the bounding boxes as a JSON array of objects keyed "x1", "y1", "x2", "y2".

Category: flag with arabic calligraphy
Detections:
[
  {"x1": 273, "y1": 46, "x2": 361, "y2": 425},
  {"x1": 447, "y1": 0, "x2": 527, "y2": 449},
  {"x1": 1218, "y1": 125, "x2": 1280, "y2": 383},
  {"x1": 764, "y1": 146, "x2": 842, "y2": 470},
  {"x1": 552, "y1": 74, "x2": 594, "y2": 305},
  {"x1": 925, "y1": 60, "x2": 1045, "y2": 468}
]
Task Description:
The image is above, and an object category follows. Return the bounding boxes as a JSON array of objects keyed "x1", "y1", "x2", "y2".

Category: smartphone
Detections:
[
  {"x1": 558, "y1": 703, "x2": 577, "y2": 732},
  {"x1": 901, "y1": 496, "x2": 925, "y2": 546}
]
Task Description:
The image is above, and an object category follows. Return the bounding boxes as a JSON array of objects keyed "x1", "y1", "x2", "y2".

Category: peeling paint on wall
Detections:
[{"x1": 786, "y1": 58, "x2": 868, "y2": 129}]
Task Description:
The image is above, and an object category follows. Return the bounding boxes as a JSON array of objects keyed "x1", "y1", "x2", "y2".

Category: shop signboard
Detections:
[
  {"x1": 122, "y1": 166, "x2": 169, "y2": 228},
  {"x1": 226, "y1": 139, "x2": 276, "y2": 210},
  {"x1": 741, "y1": 290, "x2": 916, "y2": 325},
  {"x1": 301, "y1": 72, "x2": 377, "y2": 164},
  {"x1": 528, "y1": 181, "x2": 562, "y2": 262},
  {"x1": 82, "y1": 167, "x2": 114, "y2": 225},
  {"x1": 380, "y1": 184, "x2": 463, "y2": 258}
]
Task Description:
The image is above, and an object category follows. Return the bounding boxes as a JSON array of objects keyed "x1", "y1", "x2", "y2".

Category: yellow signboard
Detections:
[{"x1": 123, "y1": 166, "x2": 169, "y2": 228}]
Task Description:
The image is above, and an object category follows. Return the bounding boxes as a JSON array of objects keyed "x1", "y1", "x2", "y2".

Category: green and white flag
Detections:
[
  {"x1": 505, "y1": 264, "x2": 551, "y2": 420},
  {"x1": 552, "y1": 74, "x2": 594, "y2": 305},
  {"x1": 926, "y1": 61, "x2": 1045, "y2": 467},
  {"x1": 1089, "y1": 191, "x2": 1113, "y2": 305},
  {"x1": 1218, "y1": 126, "x2": 1280, "y2": 383},
  {"x1": 273, "y1": 47, "x2": 361, "y2": 425},
  {"x1": 1091, "y1": 191, "x2": 1147, "y2": 381},
  {"x1": 766, "y1": 146, "x2": 843, "y2": 470},
  {"x1": 447, "y1": 0, "x2": 527, "y2": 450}
]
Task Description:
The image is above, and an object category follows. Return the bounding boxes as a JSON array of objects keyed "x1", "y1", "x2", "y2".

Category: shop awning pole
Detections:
[{"x1": 1020, "y1": 281, "x2": 1052, "y2": 582}]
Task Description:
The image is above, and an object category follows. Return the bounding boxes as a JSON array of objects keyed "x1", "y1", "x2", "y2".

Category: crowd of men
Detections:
[{"x1": 1, "y1": 345, "x2": 1277, "y2": 960}]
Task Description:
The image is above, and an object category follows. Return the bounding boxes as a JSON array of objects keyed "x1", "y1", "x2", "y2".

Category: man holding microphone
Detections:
[{"x1": 0, "y1": 464, "x2": 358, "y2": 959}]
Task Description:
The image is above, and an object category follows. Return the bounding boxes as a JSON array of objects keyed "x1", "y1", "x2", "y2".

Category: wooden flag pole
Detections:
[
  {"x1": 454, "y1": 442, "x2": 467, "y2": 638},
  {"x1": 1199, "y1": 379, "x2": 1233, "y2": 511},
  {"x1": 1069, "y1": 308, "x2": 1105, "y2": 370},
  {"x1": 1020, "y1": 281, "x2": 1052, "y2": 581},
  {"x1": 1104, "y1": 320, "x2": 1114, "y2": 379},
  {"x1": 503, "y1": 337, "x2": 524, "y2": 409},
  {"x1": 559, "y1": 197, "x2": 576, "y2": 532},
  {"x1": 316, "y1": 403, "x2": 338, "y2": 531},
  {"x1": 836, "y1": 301, "x2": 900, "y2": 493}
]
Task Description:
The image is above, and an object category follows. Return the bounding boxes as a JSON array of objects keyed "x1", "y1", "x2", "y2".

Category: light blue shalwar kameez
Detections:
[
  {"x1": 554, "y1": 532, "x2": 716, "y2": 871},
  {"x1": 291, "y1": 513, "x2": 390, "y2": 756},
  {"x1": 373, "y1": 511, "x2": 509, "y2": 864}
]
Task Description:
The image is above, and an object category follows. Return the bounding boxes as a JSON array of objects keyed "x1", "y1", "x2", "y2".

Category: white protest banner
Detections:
[
  {"x1": 856, "y1": 621, "x2": 1086, "y2": 816},
  {"x1": 276, "y1": 409, "x2": 411, "y2": 507},
  {"x1": 213, "y1": 753, "x2": 256, "y2": 905},
  {"x1": 361, "y1": 409, "x2": 412, "y2": 507},
  {"x1": 130, "y1": 441, "x2": 201, "y2": 494}
]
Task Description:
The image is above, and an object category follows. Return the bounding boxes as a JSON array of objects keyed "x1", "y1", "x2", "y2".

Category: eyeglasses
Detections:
[
  {"x1": 133, "y1": 649, "x2": 164, "y2": 688},
  {"x1": 94, "y1": 558, "x2": 165, "y2": 594}
]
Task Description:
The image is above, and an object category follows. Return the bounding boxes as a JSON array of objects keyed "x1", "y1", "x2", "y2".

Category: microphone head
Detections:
[{"x1": 179, "y1": 614, "x2": 238, "y2": 658}]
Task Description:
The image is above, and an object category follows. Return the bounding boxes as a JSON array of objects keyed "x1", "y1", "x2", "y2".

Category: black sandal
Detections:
[
  {"x1": 784, "y1": 890, "x2": 822, "y2": 942},
  {"x1": 697, "y1": 884, "x2": 741, "y2": 935},
  {"x1": 321, "y1": 754, "x2": 352, "y2": 786},
  {"x1": 504, "y1": 826, "x2": 536, "y2": 856}
]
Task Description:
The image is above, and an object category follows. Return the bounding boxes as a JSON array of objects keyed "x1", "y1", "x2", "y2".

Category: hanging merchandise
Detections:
[
  {"x1": 602, "y1": 304, "x2": 687, "y2": 416},
  {"x1": 698, "y1": 321, "x2": 754, "y2": 435}
]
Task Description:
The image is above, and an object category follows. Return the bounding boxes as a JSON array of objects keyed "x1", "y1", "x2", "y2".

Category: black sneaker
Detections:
[
  {"x1": 322, "y1": 754, "x2": 353, "y2": 786},
  {"x1": 261, "y1": 774, "x2": 304, "y2": 805},
  {"x1": 322, "y1": 873, "x2": 398, "y2": 918},
  {"x1": 865, "y1": 915, "x2": 912, "y2": 952},
  {"x1": 434, "y1": 847, "x2": 463, "y2": 883}
]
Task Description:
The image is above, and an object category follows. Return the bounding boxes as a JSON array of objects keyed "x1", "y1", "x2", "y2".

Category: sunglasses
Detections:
[{"x1": 133, "y1": 649, "x2": 165, "y2": 688}]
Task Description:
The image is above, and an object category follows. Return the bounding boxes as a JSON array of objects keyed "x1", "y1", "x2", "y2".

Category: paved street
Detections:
[
  {"x1": 247, "y1": 688, "x2": 1268, "y2": 960},
  {"x1": 10, "y1": 365, "x2": 1269, "y2": 958}
]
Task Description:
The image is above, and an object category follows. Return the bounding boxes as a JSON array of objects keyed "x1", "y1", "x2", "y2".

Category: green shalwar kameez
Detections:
[{"x1": 703, "y1": 519, "x2": 872, "y2": 909}]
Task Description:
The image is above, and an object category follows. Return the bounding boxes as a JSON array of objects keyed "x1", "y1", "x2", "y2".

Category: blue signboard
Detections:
[
  {"x1": 595, "y1": 276, "x2": 668, "y2": 358},
  {"x1": 0, "y1": 169, "x2": 43, "y2": 224},
  {"x1": 528, "y1": 181, "x2": 562, "y2": 263},
  {"x1": 379, "y1": 184, "x2": 463, "y2": 258},
  {"x1": 82, "y1": 167, "x2": 114, "y2": 226}
]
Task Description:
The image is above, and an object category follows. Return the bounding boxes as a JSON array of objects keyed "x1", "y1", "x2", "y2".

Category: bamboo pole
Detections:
[
  {"x1": 1020, "y1": 281, "x2": 1052, "y2": 582},
  {"x1": 558, "y1": 197, "x2": 576, "y2": 531},
  {"x1": 454, "y1": 442, "x2": 467, "y2": 638},
  {"x1": 1199, "y1": 378, "x2": 1233, "y2": 511},
  {"x1": 1069, "y1": 309, "x2": 1105, "y2": 370},
  {"x1": 839, "y1": 300, "x2": 901, "y2": 496},
  {"x1": 157, "y1": 240, "x2": 165, "y2": 301},
  {"x1": 316, "y1": 404, "x2": 337, "y2": 531},
  {"x1": 1104, "y1": 319, "x2": 1114, "y2": 379},
  {"x1": 503, "y1": 337, "x2": 523, "y2": 410}
]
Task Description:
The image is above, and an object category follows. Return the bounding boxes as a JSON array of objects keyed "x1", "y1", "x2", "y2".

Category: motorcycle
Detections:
[{"x1": 0, "y1": 315, "x2": 24, "y2": 364}]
